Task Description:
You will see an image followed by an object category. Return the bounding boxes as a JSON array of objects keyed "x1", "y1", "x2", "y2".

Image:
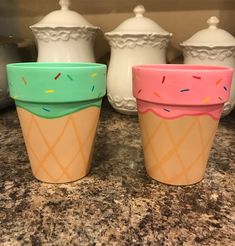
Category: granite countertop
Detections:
[{"x1": 0, "y1": 99, "x2": 234, "y2": 246}]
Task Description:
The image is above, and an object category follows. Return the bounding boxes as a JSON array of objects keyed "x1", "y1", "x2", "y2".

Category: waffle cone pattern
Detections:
[
  {"x1": 17, "y1": 107, "x2": 100, "y2": 183},
  {"x1": 139, "y1": 111, "x2": 219, "y2": 185}
]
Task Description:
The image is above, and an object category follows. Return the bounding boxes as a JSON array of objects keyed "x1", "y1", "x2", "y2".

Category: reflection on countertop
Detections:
[{"x1": 0, "y1": 98, "x2": 234, "y2": 245}]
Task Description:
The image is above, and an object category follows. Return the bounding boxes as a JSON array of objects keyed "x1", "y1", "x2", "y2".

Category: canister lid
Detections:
[
  {"x1": 105, "y1": 5, "x2": 171, "y2": 36},
  {"x1": 181, "y1": 16, "x2": 235, "y2": 47},
  {"x1": 30, "y1": 0, "x2": 98, "y2": 29}
]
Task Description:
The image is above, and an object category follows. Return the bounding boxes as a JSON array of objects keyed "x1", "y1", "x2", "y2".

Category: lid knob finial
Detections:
[
  {"x1": 59, "y1": 0, "x2": 71, "y2": 10},
  {"x1": 134, "y1": 5, "x2": 146, "y2": 17},
  {"x1": 207, "y1": 16, "x2": 219, "y2": 29}
]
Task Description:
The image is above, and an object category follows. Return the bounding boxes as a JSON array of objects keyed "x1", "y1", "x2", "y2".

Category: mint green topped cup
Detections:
[
  {"x1": 7, "y1": 62, "x2": 106, "y2": 118},
  {"x1": 6, "y1": 63, "x2": 106, "y2": 183}
]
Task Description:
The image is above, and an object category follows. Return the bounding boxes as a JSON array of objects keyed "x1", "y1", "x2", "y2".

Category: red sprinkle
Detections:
[
  {"x1": 193, "y1": 76, "x2": 201, "y2": 79},
  {"x1": 161, "y1": 76, "x2": 166, "y2": 84},
  {"x1": 138, "y1": 89, "x2": 142, "y2": 94},
  {"x1": 54, "y1": 73, "x2": 61, "y2": 80},
  {"x1": 218, "y1": 97, "x2": 223, "y2": 101}
]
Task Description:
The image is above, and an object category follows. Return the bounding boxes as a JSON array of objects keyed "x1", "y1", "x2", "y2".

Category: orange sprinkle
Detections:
[
  {"x1": 154, "y1": 91, "x2": 161, "y2": 98},
  {"x1": 202, "y1": 96, "x2": 211, "y2": 103},
  {"x1": 134, "y1": 74, "x2": 140, "y2": 81},
  {"x1": 22, "y1": 77, "x2": 27, "y2": 85},
  {"x1": 215, "y1": 78, "x2": 222, "y2": 85}
]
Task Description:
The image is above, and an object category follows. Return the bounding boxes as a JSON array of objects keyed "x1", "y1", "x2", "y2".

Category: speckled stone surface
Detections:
[{"x1": 0, "y1": 99, "x2": 234, "y2": 246}]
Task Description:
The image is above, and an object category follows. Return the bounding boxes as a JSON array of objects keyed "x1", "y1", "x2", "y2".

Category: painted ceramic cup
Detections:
[
  {"x1": 7, "y1": 62, "x2": 106, "y2": 183},
  {"x1": 133, "y1": 64, "x2": 233, "y2": 185}
]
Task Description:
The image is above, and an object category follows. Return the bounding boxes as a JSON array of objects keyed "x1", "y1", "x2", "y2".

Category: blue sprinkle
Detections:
[
  {"x1": 180, "y1": 89, "x2": 190, "y2": 92},
  {"x1": 67, "y1": 74, "x2": 73, "y2": 81},
  {"x1": 42, "y1": 108, "x2": 50, "y2": 112},
  {"x1": 223, "y1": 86, "x2": 227, "y2": 91},
  {"x1": 163, "y1": 108, "x2": 170, "y2": 112}
]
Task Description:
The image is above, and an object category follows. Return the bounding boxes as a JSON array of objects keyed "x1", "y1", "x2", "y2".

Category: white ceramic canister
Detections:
[
  {"x1": 0, "y1": 40, "x2": 21, "y2": 109},
  {"x1": 181, "y1": 16, "x2": 235, "y2": 116},
  {"x1": 30, "y1": 0, "x2": 99, "y2": 62},
  {"x1": 105, "y1": 5, "x2": 172, "y2": 114}
]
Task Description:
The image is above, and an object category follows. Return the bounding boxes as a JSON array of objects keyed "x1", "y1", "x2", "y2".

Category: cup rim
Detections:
[
  {"x1": 133, "y1": 64, "x2": 234, "y2": 72},
  {"x1": 7, "y1": 62, "x2": 106, "y2": 69}
]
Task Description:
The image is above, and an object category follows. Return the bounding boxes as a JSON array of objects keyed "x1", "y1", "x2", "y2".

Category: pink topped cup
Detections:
[{"x1": 133, "y1": 64, "x2": 233, "y2": 185}]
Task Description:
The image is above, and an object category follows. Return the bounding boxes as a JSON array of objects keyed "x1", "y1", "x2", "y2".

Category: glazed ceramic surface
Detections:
[
  {"x1": 133, "y1": 64, "x2": 233, "y2": 185},
  {"x1": 7, "y1": 62, "x2": 106, "y2": 183},
  {"x1": 30, "y1": 0, "x2": 99, "y2": 62},
  {"x1": 181, "y1": 16, "x2": 235, "y2": 116},
  {"x1": 105, "y1": 5, "x2": 172, "y2": 115}
]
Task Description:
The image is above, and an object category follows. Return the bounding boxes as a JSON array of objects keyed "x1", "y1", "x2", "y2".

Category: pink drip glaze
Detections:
[{"x1": 137, "y1": 100, "x2": 223, "y2": 120}]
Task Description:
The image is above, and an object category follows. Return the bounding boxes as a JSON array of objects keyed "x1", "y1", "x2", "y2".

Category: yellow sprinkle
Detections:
[
  {"x1": 202, "y1": 96, "x2": 211, "y2": 103},
  {"x1": 46, "y1": 90, "x2": 56, "y2": 93},
  {"x1": 134, "y1": 74, "x2": 140, "y2": 81},
  {"x1": 13, "y1": 95, "x2": 18, "y2": 99},
  {"x1": 90, "y1": 72, "x2": 97, "y2": 78}
]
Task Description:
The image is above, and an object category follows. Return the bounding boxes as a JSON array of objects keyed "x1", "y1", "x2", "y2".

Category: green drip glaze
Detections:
[{"x1": 15, "y1": 99, "x2": 102, "y2": 119}]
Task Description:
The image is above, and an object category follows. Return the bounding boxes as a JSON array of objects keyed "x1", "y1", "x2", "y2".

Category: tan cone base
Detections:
[
  {"x1": 139, "y1": 111, "x2": 219, "y2": 185},
  {"x1": 17, "y1": 107, "x2": 100, "y2": 183}
]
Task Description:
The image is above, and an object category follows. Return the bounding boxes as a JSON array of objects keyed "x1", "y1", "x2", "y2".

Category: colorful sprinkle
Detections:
[
  {"x1": 193, "y1": 76, "x2": 201, "y2": 79},
  {"x1": 180, "y1": 89, "x2": 190, "y2": 92},
  {"x1": 46, "y1": 90, "x2": 56, "y2": 93},
  {"x1": 202, "y1": 96, "x2": 211, "y2": 103},
  {"x1": 92, "y1": 85, "x2": 95, "y2": 92},
  {"x1": 54, "y1": 73, "x2": 61, "y2": 80},
  {"x1": 138, "y1": 89, "x2": 142, "y2": 94},
  {"x1": 161, "y1": 76, "x2": 166, "y2": 84},
  {"x1": 223, "y1": 86, "x2": 227, "y2": 91},
  {"x1": 67, "y1": 74, "x2": 73, "y2": 81},
  {"x1": 218, "y1": 96, "x2": 223, "y2": 101},
  {"x1": 215, "y1": 78, "x2": 222, "y2": 85},
  {"x1": 91, "y1": 73, "x2": 97, "y2": 78},
  {"x1": 42, "y1": 108, "x2": 50, "y2": 112},
  {"x1": 13, "y1": 95, "x2": 18, "y2": 99},
  {"x1": 154, "y1": 91, "x2": 161, "y2": 98},
  {"x1": 163, "y1": 108, "x2": 170, "y2": 112},
  {"x1": 22, "y1": 77, "x2": 27, "y2": 85}
]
